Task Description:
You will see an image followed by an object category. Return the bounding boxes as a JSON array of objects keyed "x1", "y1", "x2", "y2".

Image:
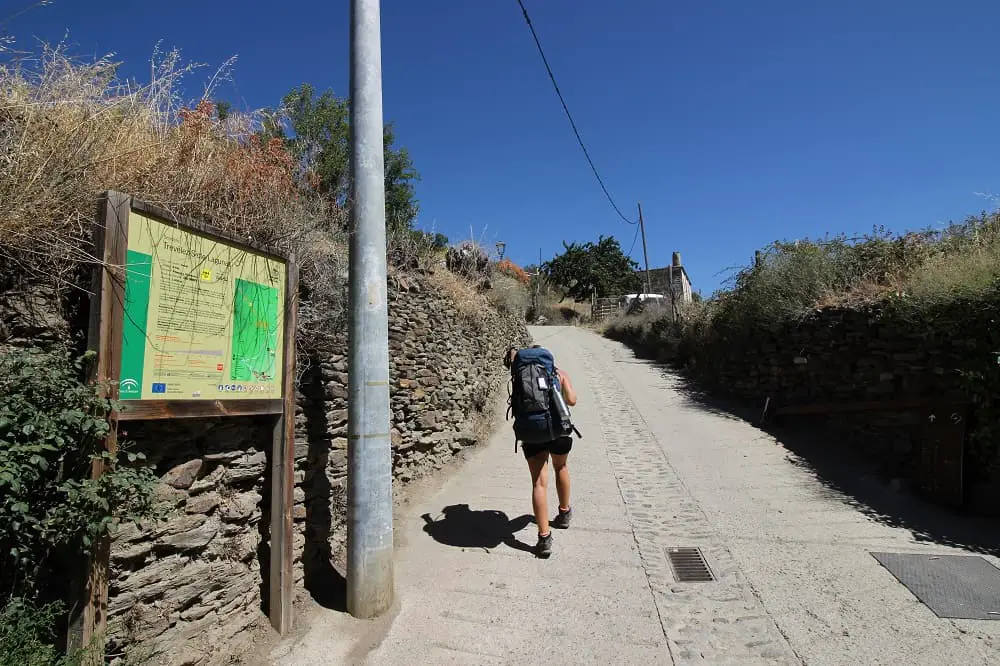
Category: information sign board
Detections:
[{"x1": 119, "y1": 211, "x2": 287, "y2": 401}]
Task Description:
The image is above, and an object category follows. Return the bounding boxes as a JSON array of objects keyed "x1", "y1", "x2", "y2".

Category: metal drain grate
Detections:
[
  {"x1": 666, "y1": 547, "x2": 715, "y2": 582},
  {"x1": 871, "y1": 552, "x2": 1000, "y2": 620}
]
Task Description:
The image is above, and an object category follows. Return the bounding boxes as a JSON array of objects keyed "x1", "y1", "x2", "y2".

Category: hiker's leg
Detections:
[
  {"x1": 527, "y1": 452, "x2": 550, "y2": 536},
  {"x1": 551, "y1": 453, "x2": 571, "y2": 512}
]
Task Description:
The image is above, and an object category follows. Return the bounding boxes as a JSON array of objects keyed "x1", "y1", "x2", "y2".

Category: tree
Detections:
[
  {"x1": 267, "y1": 84, "x2": 420, "y2": 231},
  {"x1": 214, "y1": 100, "x2": 232, "y2": 120},
  {"x1": 383, "y1": 123, "x2": 420, "y2": 230},
  {"x1": 276, "y1": 84, "x2": 350, "y2": 204},
  {"x1": 542, "y1": 235, "x2": 641, "y2": 302}
]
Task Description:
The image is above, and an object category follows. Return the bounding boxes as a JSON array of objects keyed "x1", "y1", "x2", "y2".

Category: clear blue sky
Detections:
[{"x1": 7, "y1": 0, "x2": 1000, "y2": 293}]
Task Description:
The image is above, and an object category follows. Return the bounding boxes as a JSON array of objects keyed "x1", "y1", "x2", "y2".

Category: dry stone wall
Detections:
[
  {"x1": 106, "y1": 417, "x2": 275, "y2": 665},
  {"x1": 1, "y1": 271, "x2": 528, "y2": 665},
  {"x1": 294, "y1": 274, "x2": 529, "y2": 607},
  {"x1": 608, "y1": 295, "x2": 1000, "y2": 513}
]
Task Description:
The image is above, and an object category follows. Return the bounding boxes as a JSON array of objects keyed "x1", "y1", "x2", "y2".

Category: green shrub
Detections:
[
  {"x1": 0, "y1": 346, "x2": 160, "y2": 662},
  {"x1": 0, "y1": 599, "x2": 66, "y2": 666},
  {"x1": 713, "y1": 216, "x2": 1000, "y2": 333}
]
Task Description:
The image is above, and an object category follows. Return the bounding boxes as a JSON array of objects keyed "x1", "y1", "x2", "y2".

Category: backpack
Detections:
[{"x1": 505, "y1": 346, "x2": 581, "y2": 450}]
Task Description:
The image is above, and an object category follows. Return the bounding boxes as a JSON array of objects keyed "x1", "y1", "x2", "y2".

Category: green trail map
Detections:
[{"x1": 230, "y1": 278, "x2": 280, "y2": 382}]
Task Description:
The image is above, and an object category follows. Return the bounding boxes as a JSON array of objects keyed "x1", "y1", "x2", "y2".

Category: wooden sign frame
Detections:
[{"x1": 78, "y1": 191, "x2": 298, "y2": 653}]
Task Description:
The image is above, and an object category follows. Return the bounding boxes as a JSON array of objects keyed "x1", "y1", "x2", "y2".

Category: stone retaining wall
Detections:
[
  {"x1": 0, "y1": 270, "x2": 528, "y2": 665},
  {"x1": 607, "y1": 295, "x2": 1000, "y2": 511}
]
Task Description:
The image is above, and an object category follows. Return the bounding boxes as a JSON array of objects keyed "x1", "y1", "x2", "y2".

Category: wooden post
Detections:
[
  {"x1": 269, "y1": 260, "x2": 298, "y2": 633},
  {"x1": 71, "y1": 191, "x2": 130, "y2": 659},
  {"x1": 637, "y1": 203, "x2": 651, "y2": 296}
]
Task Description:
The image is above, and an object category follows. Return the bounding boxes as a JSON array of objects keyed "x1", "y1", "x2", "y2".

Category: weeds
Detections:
[
  {"x1": 0, "y1": 599, "x2": 64, "y2": 666},
  {"x1": 0, "y1": 43, "x2": 346, "y2": 308},
  {"x1": 709, "y1": 217, "x2": 1000, "y2": 333},
  {"x1": 489, "y1": 274, "x2": 531, "y2": 319}
]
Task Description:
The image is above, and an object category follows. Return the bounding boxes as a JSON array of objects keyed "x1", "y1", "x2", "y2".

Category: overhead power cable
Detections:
[
  {"x1": 625, "y1": 221, "x2": 641, "y2": 258},
  {"x1": 516, "y1": 0, "x2": 637, "y2": 225}
]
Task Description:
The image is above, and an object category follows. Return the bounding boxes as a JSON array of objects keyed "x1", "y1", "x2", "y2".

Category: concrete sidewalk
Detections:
[
  {"x1": 270, "y1": 326, "x2": 999, "y2": 665},
  {"x1": 355, "y1": 330, "x2": 671, "y2": 664},
  {"x1": 270, "y1": 331, "x2": 673, "y2": 665}
]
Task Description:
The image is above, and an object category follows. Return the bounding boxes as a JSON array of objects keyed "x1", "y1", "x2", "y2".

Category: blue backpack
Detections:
[{"x1": 505, "y1": 346, "x2": 581, "y2": 450}]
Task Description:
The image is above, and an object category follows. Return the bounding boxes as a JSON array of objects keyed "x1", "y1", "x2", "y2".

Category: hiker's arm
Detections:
[{"x1": 557, "y1": 369, "x2": 577, "y2": 407}]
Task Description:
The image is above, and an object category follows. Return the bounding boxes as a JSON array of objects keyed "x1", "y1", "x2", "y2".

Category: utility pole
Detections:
[
  {"x1": 637, "y1": 202, "x2": 652, "y2": 296},
  {"x1": 347, "y1": 0, "x2": 393, "y2": 619},
  {"x1": 534, "y1": 247, "x2": 542, "y2": 313}
]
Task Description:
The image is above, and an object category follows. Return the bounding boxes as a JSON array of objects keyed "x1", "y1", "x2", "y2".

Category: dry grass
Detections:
[
  {"x1": 488, "y1": 274, "x2": 530, "y2": 319},
  {"x1": 0, "y1": 44, "x2": 350, "y2": 347},
  {"x1": 386, "y1": 224, "x2": 446, "y2": 272},
  {"x1": 694, "y1": 217, "x2": 1000, "y2": 333},
  {"x1": 0, "y1": 43, "x2": 531, "y2": 350},
  {"x1": 425, "y1": 268, "x2": 485, "y2": 323},
  {"x1": 605, "y1": 214, "x2": 1000, "y2": 360},
  {"x1": 0, "y1": 45, "x2": 346, "y2": 299}
]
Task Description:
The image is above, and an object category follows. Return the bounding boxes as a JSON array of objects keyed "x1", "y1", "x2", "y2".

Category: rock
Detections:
[
  {"x1": 115, "y1": 554, "x2": 188, "y2": 595},
  {"x1": 161, "y1": 569, "x2": 217, "y2": 610},
  {"x1": 189, "y1": 465, "x2": 225, "y2": 495},
  {"x1": 110, "y1": 521, "x2": 144, "y2": 544},
  {"x1": 327, "y1": 450, "x2": 347, "y2": 470},
  {"x1": 132, "y1": 610, "x2": 171, "y2": 642},
  {"x1": 328, "y1": 409, "x2": 348, "y2": 430},
  {"x1": 160, "y1": 514, "x2": 207, "y2": 537},
  {"x1": 416, "y1": 412, "x2": 438, "y2": 430},
  {"x1": 227, "y1": 451, "x2": 267, "y2": 482},
  {"x1": 203, "y1": 451, "x2": 245, "y2": 463},
  {"x1": 166, "y1": 650, "x2": 205, "y2": 666},
  {"x1": 179, "y1": 602, "x2": 213, "y2": 620},
  {"x1": 456, "y1": 431, "x2": 478, "y2": 446},
  {"x1": 417, "y1": 432, "x2": 453, "y2": 451},
  {"x1": 185, "y1": 492, "x2": 221, "y2": 515},
  {"x1": 153, "y1": 483, "x2": 188, "y2": 507},
  {"x1": 160, "y1": 517, "x2": 219, "y2": 551},
  {"x1": 391, "y1": 429, "x2": 402, "y2": 447},
  {"x1": 162, "y1": 459, "x2": 203, "y2": 489},
  {"x1": 220, "y1": 491, "x2": 261, "y2": 523},
  {"x1": 111, "y1": 540, "x2": 154, "y2": 563}
]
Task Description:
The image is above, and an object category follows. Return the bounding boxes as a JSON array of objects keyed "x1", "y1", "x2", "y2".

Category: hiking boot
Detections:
[
  {"x1": 536, "y1": 532, "x2": 553, "y2": 558},
  {"x1": 551, "y1": 507, "x2": 572, "y2": 529}
]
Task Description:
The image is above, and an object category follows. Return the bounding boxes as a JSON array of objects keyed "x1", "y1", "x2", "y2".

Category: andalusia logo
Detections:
[{"x1": 120, "y1": 377, "x2": 140, "y2": 396}]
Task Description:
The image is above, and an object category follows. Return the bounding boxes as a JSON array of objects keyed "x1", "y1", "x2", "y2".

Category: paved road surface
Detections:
[{"x1": 270, "y1": 326, "x2": 999, "y2": 665}]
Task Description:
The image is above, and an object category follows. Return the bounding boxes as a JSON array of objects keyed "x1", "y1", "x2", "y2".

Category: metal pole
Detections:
[
  {"x1": 347, "y1": 0, "x2": 393, "y2": 619},
  {"x1": 638, "y1": 202, "x2": 651, "y2": 296}
]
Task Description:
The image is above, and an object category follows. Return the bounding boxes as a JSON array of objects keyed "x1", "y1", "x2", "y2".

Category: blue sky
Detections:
[{"x1": 6, "y1": 0, "x2": 1000, "y2": 294}]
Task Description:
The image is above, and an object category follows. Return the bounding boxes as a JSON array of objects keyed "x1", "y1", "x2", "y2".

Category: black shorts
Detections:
[{"x1": 521, "y1": 436, "x2": 573, "y2": 460}]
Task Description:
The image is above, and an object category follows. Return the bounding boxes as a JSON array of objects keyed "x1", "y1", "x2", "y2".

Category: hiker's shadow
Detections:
[{"x1": 421, "y1": 504, "x2": 535, "y2": 554}]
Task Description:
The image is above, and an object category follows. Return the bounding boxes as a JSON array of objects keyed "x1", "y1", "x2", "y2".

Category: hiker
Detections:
[{"x1": 505, "y1": 345, "x2": 580, "y2": 558}]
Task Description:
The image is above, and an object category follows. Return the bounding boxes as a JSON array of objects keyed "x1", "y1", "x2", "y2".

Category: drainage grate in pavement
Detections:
[
  {"x1": 871, "y1": 552, "x2": 1000, "y2": 620},
  {"x1": 666, "y1": 547, "x2": 715, "y2": 582}
]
